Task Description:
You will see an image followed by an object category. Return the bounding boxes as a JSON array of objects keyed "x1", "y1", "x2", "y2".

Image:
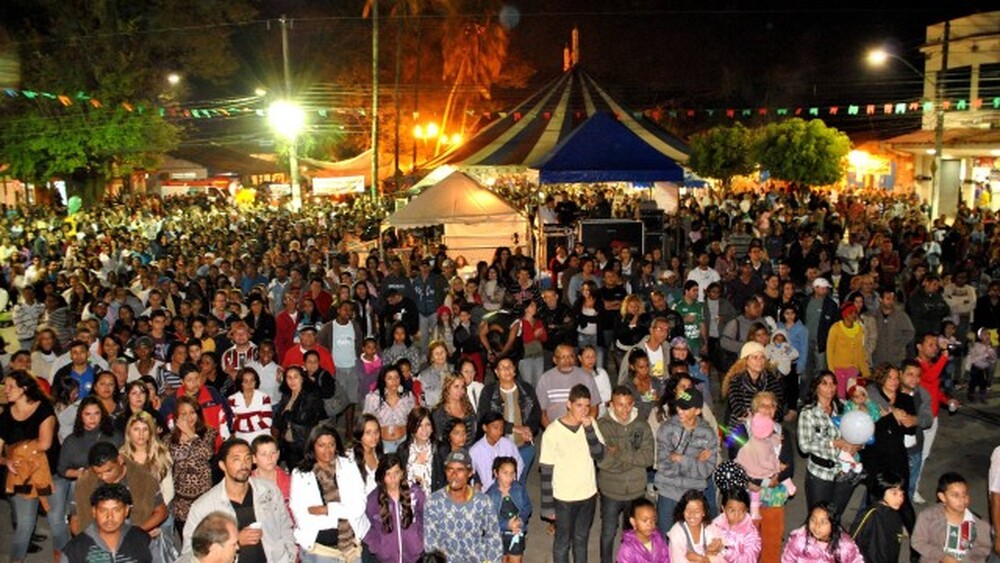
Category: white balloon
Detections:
[{"x1": 840, "y1": 410, "x2": 875, "y2": 445}]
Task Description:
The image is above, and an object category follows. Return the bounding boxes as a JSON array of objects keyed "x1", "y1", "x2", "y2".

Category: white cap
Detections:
[{"x1": 812, "y1": 278, "x2": 832, "y2": 289}]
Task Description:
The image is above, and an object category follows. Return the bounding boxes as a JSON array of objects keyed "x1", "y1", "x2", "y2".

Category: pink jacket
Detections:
[
  {"x1": 780, "y1": 527, "x2": 864, "y2": 563},
  {"x1": 711, "y1": 513, "x2": 761, "y2": 563},
  {"x1": 616, "y1": 529, "x2": 670, "y2": 563}
]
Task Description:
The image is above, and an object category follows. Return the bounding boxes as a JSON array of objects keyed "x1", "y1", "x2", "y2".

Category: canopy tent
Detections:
[
  {"x1": 383, "y1": 171, "x2": 530, "y2": 263},
  {"x1": 303, "y1": 149, "x2": 395, "y2": 187},
  {"x1": 421, "y1": 67, "x2": 690, "y2": 172},
  {"x1": 533, "y1": 112, "x2": 685, "y2": 184}
]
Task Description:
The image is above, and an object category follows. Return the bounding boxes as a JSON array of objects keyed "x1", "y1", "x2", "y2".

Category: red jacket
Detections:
[
  {"x1": 282, "y1": 344, "x2": 336, "y2": 374},
  {"x1": 275, "y1": 310, "x2": 300, "y2": 359}
]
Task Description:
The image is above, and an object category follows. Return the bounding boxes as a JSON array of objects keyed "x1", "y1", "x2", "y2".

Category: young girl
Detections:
[
  {"x1": 710, "y1": 488, "x2": 761, "y2": 563},
  {"x1": 579, "y1": 345, "x2": 612, "y2": 418},
  {"x1": 781, "y1": 501, "x2": 864, "y2": 562},
  {"x1": 357, "y1": 337, "x2": 383, "y2": 398},
  {"x1": 734, "y1": 413, "x2": 795, "y2": 520},
  {"x1": 850, "y1": 472, "x2": 906, "y2": 563},
  {"x1": 616, "y1": 498, "x2": 669, "y2": 563},
  {"x1": 911, "y1": 472, "x2": 992, "y2": 563},
  {"x1": 667, "y1": 489, "x2": 723, "y2": 563},
  {"x1": 843, "y1": 378, "x2": 881, "y2": 423},
  {"x1": 485, "y1": 456, "x2": 531, "y2": 563}
]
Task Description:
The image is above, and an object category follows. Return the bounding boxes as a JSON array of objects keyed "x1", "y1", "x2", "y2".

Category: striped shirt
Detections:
[{"x1": 535, "y1": 366, "x2": 602, "y2": 424}]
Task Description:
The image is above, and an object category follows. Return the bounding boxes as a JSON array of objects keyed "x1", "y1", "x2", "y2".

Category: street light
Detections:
[
  {"x1": 167, "y1": 73, "x2": 182, "y2": 86},
  {"x1": 412, "y1": 122, "x2": 439, "y2": 167},
  {"x1": 268, "y1": 100, "x2": 306, "y2": 211},
  {"x1": 866, "y1": 46, "x2": 945, "y2": 221}
]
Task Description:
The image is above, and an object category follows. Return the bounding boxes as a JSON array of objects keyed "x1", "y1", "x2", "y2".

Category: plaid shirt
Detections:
[{"x1": 797, "y1": 403, "x2": 843, "y2": 481}]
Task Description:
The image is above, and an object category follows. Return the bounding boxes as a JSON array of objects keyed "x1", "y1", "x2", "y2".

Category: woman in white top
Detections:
[
  {"x1": 289, "y1": 424, "x2": 369, "y2": 561},
  {"x1": 30, "y1": 327, "x2": 60, "y2": 383},
  {"x1": 349, "y1": 414, "x2": 382, "y2": 495},
  {"x1": 225, "y1": 367, "x2": 273, "y2": 442}
]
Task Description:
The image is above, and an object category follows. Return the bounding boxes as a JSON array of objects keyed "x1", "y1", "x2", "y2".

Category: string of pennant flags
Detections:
[{"x1": 5, "y1": 86, "x2": 1000, "y2": 122}]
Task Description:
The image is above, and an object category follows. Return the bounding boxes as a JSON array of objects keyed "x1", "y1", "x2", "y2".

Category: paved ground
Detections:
[{"x1": 3, "y1": 394, "x2": 999, "y2": 563}]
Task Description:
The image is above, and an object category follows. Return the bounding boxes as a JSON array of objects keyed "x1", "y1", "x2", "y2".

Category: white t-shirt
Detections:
[
  {"x1": 989, "y1": 445, "x2": 1000, "y2": 494},
  {"x1": 645, "y1": 344, "x2": 666, "y2": 379}
]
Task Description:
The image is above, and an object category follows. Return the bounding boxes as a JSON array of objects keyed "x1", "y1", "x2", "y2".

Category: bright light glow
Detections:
[
  {"x1": 167, "y1": 73, "x2": 181, "y2": 86},
  {"x1": 450, "y1": 133, "x2": 463, "y2": 145},
  {"x1": 425, "y1": 123, "x2": 439, "y2": 138},
  {"x1": 439, "y1": 134, "x2": 450, "y2": 145},
  {"x1": 925, "y1": 149, "x2": 936, "y2": 155},
  {"x1": 268, "y1": 100, "x2": 306, "y2": 139},
  {"x1": 990, "y1": 149, "x2": 1000, "y2": 156},
  {"x1": 847, "y1": 150, "x2": 871, "y2": 169},
  {"x1": 413, "y1": 125, "x2": 424, "y2": 139},
  {"x1": 254, "y1": 88, "x2": 267, "y2": 97},
  {"x1": 866, "y1": 49, "x2": 889, "y2": 66}
]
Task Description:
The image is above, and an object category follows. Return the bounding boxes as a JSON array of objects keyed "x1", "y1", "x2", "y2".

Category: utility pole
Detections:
[
  {"x1": 370, "y1": 0, "x2": 380, "y2": 201},
  {"x1": 280, "y1": 15, "x2": 302, "y2": 212},
  {"x1": 930, "y1": 20, "x2": 949, "y2": 222}
]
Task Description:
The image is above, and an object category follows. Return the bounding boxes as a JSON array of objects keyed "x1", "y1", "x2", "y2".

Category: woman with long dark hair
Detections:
[
  {"x1": 290, "y1": 424, "x2": 369, "y2": 562},
  {"x1": 396, "y1": 407, "x2": 445, "y2": 494},
  {"x1": 115, "y1": 380, "x2": 168, "y2": 436},
  {"x1": 362, "y1": 365, "x2": 415, "y2": 454},
  {"x1": 0, "y1": 370, "x2": 60, "y2": 561},
  {"x1": 350, "y1": 413, "x2": 384, "y2": 495},
  {"x1": 797, "y1": 371, "x2": 860, "y2": 518},
  {"x1": 363, "y1": 453, "x2": 426, "y2": 562},
  {"x1": 274, "y1": 365, "x2": 326, "y2": 471},
  {"x1": 168, "y1": 395, "x2": 217, "y2": 536}
]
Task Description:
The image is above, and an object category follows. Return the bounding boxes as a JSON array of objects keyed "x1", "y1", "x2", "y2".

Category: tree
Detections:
[
  {"x1": 0, "y1": 0, "x2": 254, "y2": 204},
  {"x1": 687, "y1": 123, "x2": 755, "y2": 187},
  {"x1": 752, "y1": 118, "x2": 851, "y2": 187}
]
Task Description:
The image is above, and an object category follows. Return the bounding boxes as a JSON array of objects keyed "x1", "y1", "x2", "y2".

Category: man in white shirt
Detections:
[
  {"x1": 836, "y1": 232, "x2": 864, "y2": 275},
  {"x1": 686, "y1": 251, "x2": 721, "y2": 302}
]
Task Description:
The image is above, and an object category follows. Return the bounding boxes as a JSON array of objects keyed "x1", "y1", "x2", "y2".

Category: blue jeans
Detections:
[
  {"x1": 908, "y1": 450, "x2": 923, "y2": 499},
  {"x1": 518, "y1": 443, "x2": 535, "y2": 487},
  {"x1": 49, "y1": 475, "x2": 74, "y2": 551},
  {"x1": 300, "y1": 547, "x2": 348, "y2": 563},
  {"x1": 600, "y1": 494, "x2": 638, "y2": 563},
  {"x1": 553, "y1": 495, "x2": 596, "y2": 563},
  {"x1": 704, "y1": 478, "x2": 718, "y2": 518},
  {"x1": 10, "y1": 493, "x2": 65, "y2": 561},
  {"x1": 656, "y1": 495, "x2": 678, "y2": 540}
]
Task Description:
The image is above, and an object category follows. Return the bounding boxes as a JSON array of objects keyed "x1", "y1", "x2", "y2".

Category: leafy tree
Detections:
[
  {"x1": 752, "y1": 118, "x2": 851, "y2": 187},
  {"x1": 0, "y1": 0, "x2": 254, "y2": 204},
  {"x1": 687, "y1": 123, "x2": 755, "y2": 187}
]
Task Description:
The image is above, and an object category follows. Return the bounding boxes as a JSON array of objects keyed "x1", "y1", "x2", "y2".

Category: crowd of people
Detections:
[{"x1": 0, "y1": 185, "x2": 998, "y2": 563}]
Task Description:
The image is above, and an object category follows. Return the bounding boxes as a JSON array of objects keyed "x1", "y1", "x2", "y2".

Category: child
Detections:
[
  {"x1": 843, "y1": 378, "x2": 881, "y2": 425},
  {"x1": 964, "y1": 328, "x2": 998, "y2": 403},
  {"x1": 938, "y1": 320, "x2": 963, "y2": 395},
  {"x1": 356, "y1": 337, "x2": 382, "y2": 397},
  {"x1": 849, "y1": 472, "x2": 906, "y2": 563},
  {"x1": 596, "y1": 386, "x2": 656, "y2": 563},
  {"x1": 396, "y1": 358, "x2": 423, "y2": 405},
  {"x1": 734, "y1": 413, "x2": 795, "y2": 521},
  {"x1": 710, "y1": 488, "x2": 761, "y2": 563},
  {"x1": 764, "y1": 330, "x2": 799, "y2": 379},
  {"x1": 911, "y1": 472, "x2": 992, "y2": 563},
  {"x1": 654, "y1": 388, "x2": 718, "y2": 536},
  {"x1": 470, "y1": 411, "x2": 524, "y2": 491},
  {"x1": 616, "y1": 498, "x2": 669, "y2": 563},
  {"x1": 667, "y1": 489, "x2": 723, "y2": 563},
  {"x1": 781, "y1": 501, "x2": 864, "y2": 562},
  {"x1": 250, "y1": 434, "x2": 292, "y2": 517},
  {"x1": 485, "y1": 456, "x2": 532, "y2": 563},
  {"x1": 539, "y1": 384, "x2": 605, "y2": 563}
]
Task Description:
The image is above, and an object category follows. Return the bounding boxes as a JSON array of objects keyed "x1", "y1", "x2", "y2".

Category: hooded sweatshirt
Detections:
[
  {"x1": 711, "y1": 512, "x2": 761, "y2": 563},
  {"x1": 764, "y1": 330, "x2": 799, "y2": 376},
  {"x1": 596, "y1": 406, "x2": 655, "y2": 501}
]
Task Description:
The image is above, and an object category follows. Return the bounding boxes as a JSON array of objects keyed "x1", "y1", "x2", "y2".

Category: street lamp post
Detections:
[
  {"x1": 867, "y1": 26, "x2": 950, "y2": 221},
  {"x1": 269, "y1": 100, "x2": 306, "y2": 211}
]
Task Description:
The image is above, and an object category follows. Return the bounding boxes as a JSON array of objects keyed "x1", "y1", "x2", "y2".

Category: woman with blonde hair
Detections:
[
  {"x1": 431, "y1": 372, "x2": 476, "y2": 448},
  {"x1": 120, "y1": 411, "x2": 174, "y2": 504}
]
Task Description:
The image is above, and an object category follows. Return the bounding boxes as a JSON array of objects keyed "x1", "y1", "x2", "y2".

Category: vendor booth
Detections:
[{"x1": 382, "y1": 171, "x2": 531, "y2": 263}]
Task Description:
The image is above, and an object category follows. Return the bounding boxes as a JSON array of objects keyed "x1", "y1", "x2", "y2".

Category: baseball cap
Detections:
[
  {"x1": 298, "y1": 322, "x2": 319, "y2": 333},
  {"x1": 444, "y1": 448, "x2": 472, "y2": 468},
  {"x1": 676, "y1": 388, "x2": 704, "y2": 410},
  {"x1": 812, "y1": 278, "x2": 832, "y2": 289}
]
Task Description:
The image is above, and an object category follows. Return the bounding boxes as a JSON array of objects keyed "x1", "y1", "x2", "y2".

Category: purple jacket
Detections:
[
  {"x1": 616, "y1": 529, "x2": 670, "y2": 563},
  {"x1": 363, "y1": 485, "x2": 425, "y2": 563},
  {"x1": 780, "y1": 527, "x2": 863, "y2": 563}
]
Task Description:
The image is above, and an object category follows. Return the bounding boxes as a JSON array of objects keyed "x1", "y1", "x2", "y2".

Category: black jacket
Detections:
[
  {"x1": 397, "y1": 437, "x2": 446, "y2": 492},
  {"x1": 274, "y1": 387, "x2": 326, "y2": 448},
  {"x1": 850, "y1": 502, "x2": 904, "y2": 563},
  {"x1": 539, "y1": 302, "x2": 576, "y2": 350},
  {"x1": 477, "y1": 380, "x2": 542, "y2": 437},
  {"x1": 62, "y1": 523, "x2": 152, "y2": 563}
]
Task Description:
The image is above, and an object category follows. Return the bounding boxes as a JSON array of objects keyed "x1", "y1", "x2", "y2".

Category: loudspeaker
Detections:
[{"x1": 579, "y1": 220, "x2": 645, "y2": 254}]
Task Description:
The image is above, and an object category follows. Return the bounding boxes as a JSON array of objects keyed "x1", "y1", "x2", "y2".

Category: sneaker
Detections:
[
  {"x1": 646, "y1": 483, "x2": 657, "y2": 500},
  {"x1": 913, "y1": 492, "x2": 927, "y2": 504}
]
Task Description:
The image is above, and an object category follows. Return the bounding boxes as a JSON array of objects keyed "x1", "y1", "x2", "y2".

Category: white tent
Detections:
[{"x1": 383, "y1": 171, "x2": 531, "y2": 263}]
